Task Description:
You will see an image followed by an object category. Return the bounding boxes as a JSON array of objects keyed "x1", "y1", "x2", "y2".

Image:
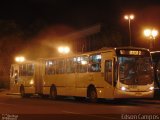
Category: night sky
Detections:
[
  {"x1": 0, "y1": 0, "x2": 159, "y2": 28},
  {"x1": 0, "y1": 0, "x2": 160, "y2": 59}
]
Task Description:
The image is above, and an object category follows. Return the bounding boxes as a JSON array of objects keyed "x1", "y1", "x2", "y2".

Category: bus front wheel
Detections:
[
  {"x1": 88, "y1": 88, "x2": 97, "y2": 103},
  {"x1": 20, "y1": 86, "x2": 25, "y2": 98},
  {"x1": 50, "y1": 86, "x2": 57, "y2": 100}
]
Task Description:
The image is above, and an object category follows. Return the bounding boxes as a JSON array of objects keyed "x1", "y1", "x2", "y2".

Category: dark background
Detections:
[{"x1": 0, "y1": 0, "x2": 160, "y2": 88}]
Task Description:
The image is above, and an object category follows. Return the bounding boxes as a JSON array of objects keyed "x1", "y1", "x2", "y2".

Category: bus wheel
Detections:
[
  {"x1": 20, "y1": 86, "x2": 25, "y2": 98},
  {"x1": 40, "y1": 94, "x2": 49, "y2": 99},
  {"x1": 88, "y1": 88, "x2": 97, "y2": 103},
  {"x1": 74, "y1": 97, "x2": 85, "y2": 101},
  {"x1": 50, "y1": 86, "x2": 57, "y2": 100}
]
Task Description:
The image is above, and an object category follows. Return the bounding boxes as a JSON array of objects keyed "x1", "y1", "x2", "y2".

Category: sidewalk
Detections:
[{"x1": 0, "y1": 89, "x2": 20, "y2": 95}]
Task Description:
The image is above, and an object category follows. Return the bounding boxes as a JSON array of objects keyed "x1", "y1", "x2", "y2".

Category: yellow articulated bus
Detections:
[{"x1": 10, "y1": 47, "x2": 154, "y2": 102}]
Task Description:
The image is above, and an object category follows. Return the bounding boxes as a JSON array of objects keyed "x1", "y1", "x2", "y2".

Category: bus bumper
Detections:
[{"x1": 114, "y1": 90, "x2": 154, "y2": 98}]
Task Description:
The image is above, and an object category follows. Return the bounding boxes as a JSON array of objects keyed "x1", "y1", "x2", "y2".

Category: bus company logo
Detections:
[
  {"x1": 2, "y1": 114, "x2": 18, "y2": 120},
  {"x1": 121, "y1": 114, "x2": 159, "y2": 120}
]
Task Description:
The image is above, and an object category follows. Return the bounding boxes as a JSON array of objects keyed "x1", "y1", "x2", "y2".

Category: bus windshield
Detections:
[{"x1": 118, "y1": 56, "x2": 153, "y2": 85}]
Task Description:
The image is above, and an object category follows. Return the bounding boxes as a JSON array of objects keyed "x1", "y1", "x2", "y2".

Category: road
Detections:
[{"x1": 0, "y1": 90, "x2": 160, "y2": 120}]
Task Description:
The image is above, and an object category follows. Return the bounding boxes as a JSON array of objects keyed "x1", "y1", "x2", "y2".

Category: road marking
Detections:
[
  {"x1": 62, "y1": 110, "x2": 117, "y2": 119},
  {"x1": 62, "y1": 110, "x2": 81, "y2": 114}
]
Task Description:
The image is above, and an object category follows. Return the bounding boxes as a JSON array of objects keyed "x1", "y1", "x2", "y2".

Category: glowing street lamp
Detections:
[
  {"x1": 15, "y1": 56, "x2": 25, "y2": 63},
  {"x1": 58, "y1": 46, "x2": 70, "y2": 54},
  {"x1": 144, "y1": 29, "x2": 151, "y2": 37},
  {"x1": 144, "y1": 28, "x2": 159, "y2": 50},
  {"x1": 124, "y1": 14, "x2": 135, "y2": 46},
  {"x1": 152, "y1": 29, "x2": 158, "y2": 38}
]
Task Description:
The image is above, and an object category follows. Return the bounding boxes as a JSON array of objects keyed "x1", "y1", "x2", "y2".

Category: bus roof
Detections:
[
  {"x1": 39, "y1": 47, "x2": 150, "y2": 61},
  {"x1": 151, "y1": 51, "x2": 160, "y2": 54},
  {"x1": 150, "y1": 51, "x2": 160, "y2": 58},
  {"x1": 99, "y1": 46, "x2": 149, "y2": 51},
  {"x1": 11, "y1": 60, "x2": 36, "y2": 66}
]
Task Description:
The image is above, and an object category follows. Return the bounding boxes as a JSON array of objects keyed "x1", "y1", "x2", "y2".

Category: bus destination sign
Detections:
[{"x1": 120, "y1": 50, "x2": 143, "y2": 55}]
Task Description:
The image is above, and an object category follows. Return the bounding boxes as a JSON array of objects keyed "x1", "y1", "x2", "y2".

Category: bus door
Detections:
[
  {"x1": 155, "y1": 60, "x2": 160, "y2": 88},
  {"x1": 104, "y1": 59, "x2": 115, "y2": 98},
  {"x1": 10, "y1": 65, "x2": 20, "y2": 93},
  {"x1": 34, "y1": 60, "x2": 43, "y2": 94}
]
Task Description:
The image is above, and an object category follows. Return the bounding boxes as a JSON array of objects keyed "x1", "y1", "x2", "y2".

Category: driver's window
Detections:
[
  {"x1": 156, "y1": 60, "x2": 160, "y2": 82},
  {"x1": 105, "y1": 60, "x2": 112, "y2": 85}
]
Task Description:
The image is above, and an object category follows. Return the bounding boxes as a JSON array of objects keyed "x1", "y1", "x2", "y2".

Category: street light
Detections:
[
  {"x1": 144, "y1": 29, "x2": 151, "y2": 37},
  {"x1": 15, "y1": 56, "x2": 25, "y2": 63},
  {"x1": 144, "y1": 28, "x2": 159, "y2": 50},
  {"x1": 124, "y1": 14, "x2": 135, "y2": 46},
  {"x1": 58, "y1": 46, "x2": 70, "y2": 54}
]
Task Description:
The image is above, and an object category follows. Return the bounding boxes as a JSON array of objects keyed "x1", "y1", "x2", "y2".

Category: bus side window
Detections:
[
  {"x1": 89, "y1": 54, "x2": 101, "y2": 72},
  {"x1": 77, "y1": 56, "x2": 88, "y2": 73},
  {"x1": 23, "y1": 64, "x2": 27, "y2": 76},
  {"x1": 90, "y1": 64, "x2": 100, "y2": 72},
  {"x1": 105, "y1": 60, "x2": 112, "y2": 85},
  {"x1": 27, "y1": 64, "x2": 34, "y2": 76},
  {"x1": 56, "y1": 59, "x2": 65, "y2": 74},
  {"x1": 45, "y1": 60, "x2": 56, "y2": 75},
  {"x1": 66, "y1": 58, "x2": 76, "y2": 73}
]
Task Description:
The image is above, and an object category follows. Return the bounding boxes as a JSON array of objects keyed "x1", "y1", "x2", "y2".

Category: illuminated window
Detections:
[
  {"x1": 89, "y1": 54, "x2": 101, "y2": 72},
  {"x1": 56, "y1": 59, "x2": 65, "y2": 74},
  {"x1": 66, "y1": 57, "x2": 76, "y2": 73},
  {"x1": 27, "y1": 64, "x2": 34, "y2": 76},
  {"x1": 76, "y1": 56, "x2": 88, "y2": 73},
  {"x1": 45, "y1": 60, "x2": 56, "y2": 75},
  {"x1": 19, "y1": 64, "x2": 27, "y2": 76}
]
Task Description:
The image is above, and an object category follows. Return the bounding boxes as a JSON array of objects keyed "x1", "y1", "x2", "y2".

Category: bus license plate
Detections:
[
  {"x1": 135, "y1": 92, "x2": 142, "y2": 96},
  {"x1": 130, "y1": 85, "x2": 137, "y2": 89}
]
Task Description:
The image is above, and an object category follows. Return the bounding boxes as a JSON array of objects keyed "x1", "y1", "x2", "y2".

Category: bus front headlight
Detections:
[
  {"x1": 121, "y1": 86, "x2": 126, "y2": 91},
  {"x1": 149, "y1": 86, "x2": 154, "y2": 91}
]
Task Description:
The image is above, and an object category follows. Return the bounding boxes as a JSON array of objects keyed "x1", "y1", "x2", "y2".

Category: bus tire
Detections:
[
  {"x1": 88, "y1": 87, "x2": 97, "y2": 103},
  {"x1": 40, "y1": 94, "x2": 49, "y2": 99},
  {"x1": 20, "y1": 86, "x2": 25, "y2": 98},
  {"x1": 20, "y1": 86, "x2": 31, "y2": 98},
  {"x1": 74, "y1": 96, "x2": 85, "y2": 101},
  {"x1": 50, "y1": 86, "x2": 57, "y2": 100}
]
